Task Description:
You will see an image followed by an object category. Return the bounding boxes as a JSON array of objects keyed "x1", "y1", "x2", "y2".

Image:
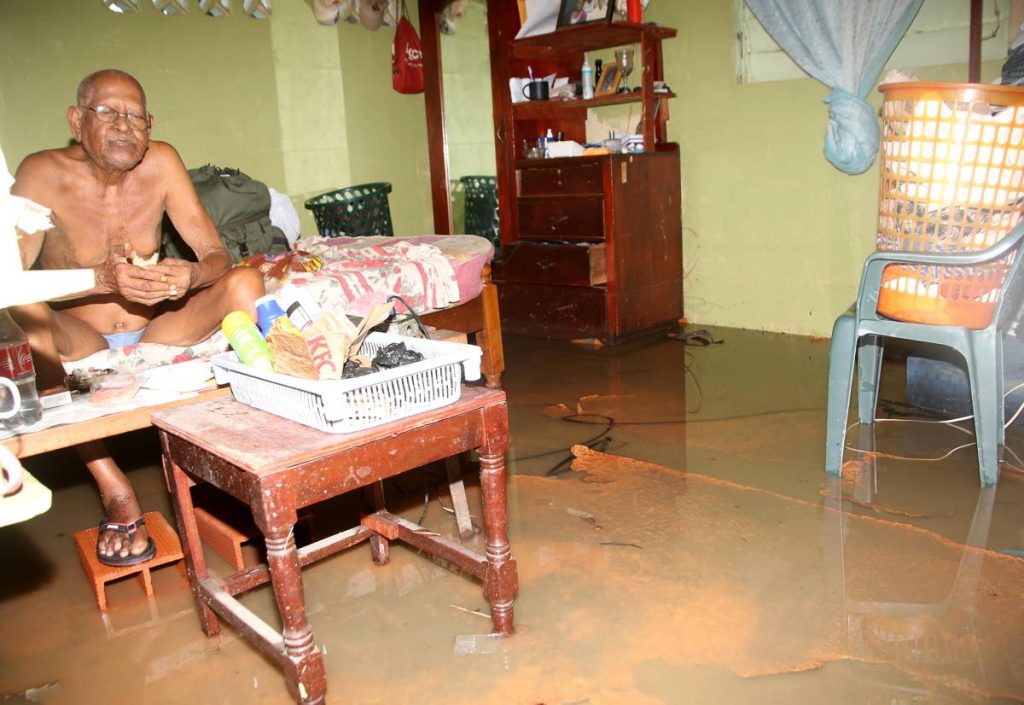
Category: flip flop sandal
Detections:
[
  {"x1": 669, "y1": 328, "x2": 722, "y2": 347},
  {"x1": 96, "y1": 516, "x2": 157, "y2": 567}
]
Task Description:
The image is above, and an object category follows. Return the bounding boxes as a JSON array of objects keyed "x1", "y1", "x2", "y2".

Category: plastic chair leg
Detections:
[
  {"x1": 856, "y1": 335, "x2": 884, "y2": 425},
  {"x1": 966, "y1": 329, "x2": 1002, "y2": 487},
  {"x1": 995, "y1": 332, "x2": 1006, "y2": 446},
  {"x1": 825, "y1": 314, "x2": 858, "y2": 475}
]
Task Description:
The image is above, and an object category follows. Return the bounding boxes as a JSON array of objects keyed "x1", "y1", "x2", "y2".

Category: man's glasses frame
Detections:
[{"x1": 79, "y1": 105, "x2": 151, "y2": 131}]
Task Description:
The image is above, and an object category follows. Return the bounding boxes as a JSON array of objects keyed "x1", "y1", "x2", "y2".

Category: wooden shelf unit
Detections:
[{"x1": 486, "y1": 3, "x2": 683, "y2": 343}]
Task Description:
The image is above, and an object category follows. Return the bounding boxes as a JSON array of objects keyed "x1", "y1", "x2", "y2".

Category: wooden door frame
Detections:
[{"x1": 418, "y1": 0, "x2": 454, "y2": 234}]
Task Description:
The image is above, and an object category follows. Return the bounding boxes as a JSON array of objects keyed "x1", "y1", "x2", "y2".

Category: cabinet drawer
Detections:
[
  {"x1": 496, "y1": 242, "x2": 606, "y2": 286},
  {"x1": 498, "y1": 282, "x2": 609, "y2": 340},
  {"x1": 519, "y1": 163, "x2": 603, "y2": 196},
  {"x1": 518, "y1": 197, "x2": 604, "y2": 241}
]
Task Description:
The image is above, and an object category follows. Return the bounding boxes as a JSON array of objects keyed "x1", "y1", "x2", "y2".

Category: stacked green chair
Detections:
[
  {"x1": 304, "y1": 182, "x2": 394, "y2": 237},
  {"x1": 459, "y1": 175, "x2": 500, "y2": 254}
]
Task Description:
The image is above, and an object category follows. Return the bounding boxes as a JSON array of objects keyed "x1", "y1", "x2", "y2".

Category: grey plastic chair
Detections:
[{"x1": 825, "y1": 222, "x2": 1024, "y2": 487}]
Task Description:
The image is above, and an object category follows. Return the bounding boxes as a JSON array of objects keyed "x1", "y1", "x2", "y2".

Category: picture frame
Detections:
[
  {"x1": 595, "y1": 62, "x2": 621, "y2": 96},
  {"x1": 556, "y1": 0, "x2": 613, "y2": 28}
]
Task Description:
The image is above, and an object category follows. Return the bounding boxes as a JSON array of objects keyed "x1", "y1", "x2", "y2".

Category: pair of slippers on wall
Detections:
[{"x1": 313, "y1": 0, "x2": 397, "y2": 29}]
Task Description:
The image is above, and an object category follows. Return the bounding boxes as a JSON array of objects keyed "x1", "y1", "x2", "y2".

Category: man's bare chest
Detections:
[{"x1": 41, "y1": 187, "x2": 165, "y2": 268}]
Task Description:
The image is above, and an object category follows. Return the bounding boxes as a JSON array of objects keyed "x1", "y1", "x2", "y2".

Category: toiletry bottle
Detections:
[
  {"x1": 582, "y1": 58, "x2": 594, "y2": 100},
  {"x1": 278, "y1": 283, "x2": 323, "y2": 331},
  {"x1": 254, "y1": 294, "x2": 297, "y2": 337},
  {"x1": 545, "y1": 128, "x2": 554, "y2": 157},
  {"x1": 221, "y1": 311, "x2": 274, "y2": 372}
]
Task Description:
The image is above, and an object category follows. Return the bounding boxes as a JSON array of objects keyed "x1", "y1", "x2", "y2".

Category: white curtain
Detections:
[{"x1": 744, "y1": 0, "x2": 923, "y2": 174}]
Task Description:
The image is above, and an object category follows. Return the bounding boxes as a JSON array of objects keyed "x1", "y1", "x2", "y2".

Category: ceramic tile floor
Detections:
[{"x1": 0, "y1": 328, "x2": 1022, "y2": 704}]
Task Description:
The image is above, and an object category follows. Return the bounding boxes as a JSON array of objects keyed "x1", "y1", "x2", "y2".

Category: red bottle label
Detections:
[{"x1": 0, "y1": 342, "x2": 34, "y2": 379}]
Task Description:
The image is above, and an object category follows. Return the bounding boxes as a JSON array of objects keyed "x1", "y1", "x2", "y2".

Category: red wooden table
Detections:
[{"x1": 152, "y1": 386, "x2": 517, "y2": 705}]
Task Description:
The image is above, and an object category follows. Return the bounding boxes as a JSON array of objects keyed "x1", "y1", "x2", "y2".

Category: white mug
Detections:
[
  {"x1": 0, "y1": 377, "x2": 21, "y2": 422},
  {"x1": 0, "y1": 444, "x2": 23, "y2": 497}
]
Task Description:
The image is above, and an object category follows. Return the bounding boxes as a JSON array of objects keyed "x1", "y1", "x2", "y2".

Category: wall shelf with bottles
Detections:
[
  {"x1": 512, "y1": 90, "x2": 675, "y2": 119},
  {"x1": 507, "y1": 20, "x2": 676, "y2": 153}
]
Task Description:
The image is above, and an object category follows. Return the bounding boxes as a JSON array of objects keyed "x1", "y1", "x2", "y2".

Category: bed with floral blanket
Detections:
[{"x1": 63, "y1": 234, "x2": 504, "y2": 388}]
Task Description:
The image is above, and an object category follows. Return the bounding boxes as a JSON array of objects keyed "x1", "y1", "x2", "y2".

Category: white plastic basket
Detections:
[{"x1": 211, "y1": 332, "x2": 482, "y2": 433}]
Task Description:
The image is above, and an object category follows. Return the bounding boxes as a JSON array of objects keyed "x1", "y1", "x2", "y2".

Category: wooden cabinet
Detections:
[
  {"x1": 486, "y1": 2, "x2": 683, "y2": 343},
  {"x1": 494, "y1": 153, "x2": 681, "y2": 341}
]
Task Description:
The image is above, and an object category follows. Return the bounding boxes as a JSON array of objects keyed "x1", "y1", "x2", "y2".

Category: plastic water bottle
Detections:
[
  {"x1": 0, "y1": 309, "x2": 42, "y2": 429},
  {"x1": 582, "y1": 58, "x2": 594, "y2": 100},
  {"x1": 221, "y1": 311, "x2": 274, "y2": 372}
]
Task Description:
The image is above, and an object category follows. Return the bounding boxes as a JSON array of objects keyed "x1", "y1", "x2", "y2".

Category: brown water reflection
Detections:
[{"x1": 0, "y1": 329, "x2": 1021, "y2": 704}]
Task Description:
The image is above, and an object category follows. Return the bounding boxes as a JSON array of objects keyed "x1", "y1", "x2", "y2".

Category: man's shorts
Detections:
[{"x1": 103, "y1": 328, "x2": 145, "y2": 350}]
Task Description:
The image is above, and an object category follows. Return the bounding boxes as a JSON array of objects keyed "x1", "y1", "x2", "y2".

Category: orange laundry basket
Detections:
[{"x1": 876, "y1": 82, "x2": 1024, "y2": 329}]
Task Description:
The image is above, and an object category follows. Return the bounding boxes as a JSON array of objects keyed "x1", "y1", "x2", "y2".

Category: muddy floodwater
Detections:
[{"x1": 1, "y1": 329, "x2": 1021, "y2": 704}]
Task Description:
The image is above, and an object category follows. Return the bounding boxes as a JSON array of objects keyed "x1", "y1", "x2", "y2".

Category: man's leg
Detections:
[
  {"x1": 9, "y1": 302, "x2": 107, "y2": 389},
  {"x1": 10, "y1": 304, "x2": 151, "y2": 560},
  {"x1": 142, "y1": 267, "x2": 264, "y2": 346}
]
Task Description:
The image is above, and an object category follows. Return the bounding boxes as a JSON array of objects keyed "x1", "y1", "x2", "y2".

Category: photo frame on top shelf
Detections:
[
  {"x1": 595, "y1": 62, "x2": 621, "y2": 96},
  {"x1": 557, "y1": 0, "x2": 613, "y2": 28}
]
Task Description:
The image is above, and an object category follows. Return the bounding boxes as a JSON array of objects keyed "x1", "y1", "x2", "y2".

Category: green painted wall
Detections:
[
  {"x1": 0, "y1": 0, "x2": 283, "y2": 190},
  {"x1": 337, "y1": 3, "x2": 433, "y2": 236},
  {"x1": 0, "y1": 0, "x2": 432, "y2": 241},
  {"x1": 269, "y1": 0, "x2": 351, "y2": 233},
  {"x1": 644, "y1": 3, "x2": 997, "y2": 336},
  {"x1": 0, "y1": 0, "x2": 999, "y2": 336},
  {"x1": 432, "y1": 2, "x2": 991, "y2": 336}
]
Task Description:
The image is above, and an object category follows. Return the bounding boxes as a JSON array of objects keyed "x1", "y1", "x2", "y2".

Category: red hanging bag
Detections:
[{"x1": 392, "y1": 1, "x2": 424, "y2": 94}]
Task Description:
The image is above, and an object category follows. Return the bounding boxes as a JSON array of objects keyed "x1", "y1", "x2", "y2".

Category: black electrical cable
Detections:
[
  {"x1": 520, "y1": 407, "x2": 830, "y2": 476},
  {"x1": 386, "y1": 294, "x2": 431, "y2": 339}
]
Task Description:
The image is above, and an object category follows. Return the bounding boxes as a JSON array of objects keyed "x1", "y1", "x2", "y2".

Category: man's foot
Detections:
[
  {"x1": 76, "y1": 440, "x2": 152, "y2": 565},
  {"x1": 96, "y1": 515, "x2": 156, "y2": 566}
]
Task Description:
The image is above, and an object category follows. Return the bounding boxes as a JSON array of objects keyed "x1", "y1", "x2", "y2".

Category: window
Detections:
[{"x1": 735, "y1": 0, "x2": 1011, "y2": 84}]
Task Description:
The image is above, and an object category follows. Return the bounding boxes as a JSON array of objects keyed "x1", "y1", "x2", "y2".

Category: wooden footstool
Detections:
[
  {"x1": 194, "y1": 506, "x2": 252, "y2": 574},
  {"x1": 74, "y1": 511, "x2": 185, "y2": 611}
]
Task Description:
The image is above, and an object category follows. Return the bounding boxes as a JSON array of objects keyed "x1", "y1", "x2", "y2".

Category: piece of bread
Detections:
[{"x1": 130, "y1": 250, "x2": 160, "y2": 268}]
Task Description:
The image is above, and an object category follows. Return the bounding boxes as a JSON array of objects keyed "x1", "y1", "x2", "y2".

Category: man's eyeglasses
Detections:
[{"x1": 79, "y1": 105, "x2": 151, "y2": 131}]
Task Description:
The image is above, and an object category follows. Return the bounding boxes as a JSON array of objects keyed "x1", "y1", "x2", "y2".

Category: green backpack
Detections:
[{"x1": 163, "y1": 165, "x2": 289, "y2": 263}]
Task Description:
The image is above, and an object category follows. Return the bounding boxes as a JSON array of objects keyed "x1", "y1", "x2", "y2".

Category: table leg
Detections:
[
  {"x1": 264, "y1": 527, "x2": 327, "y2": 705},
  {"x1": 160, "y1": 448, "x2": 219, "y2": 636},
  {"x1": 478, "y1": 450, "x2": 517, "y2": 635},
  {"x1": 365, "y1": 481, "x2": 390, "y2": 565}
]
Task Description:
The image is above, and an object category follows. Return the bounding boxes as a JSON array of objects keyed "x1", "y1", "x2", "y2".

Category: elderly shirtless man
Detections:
[{"x1": 12, "y1": 69, "x2": 264, "y2": 566}]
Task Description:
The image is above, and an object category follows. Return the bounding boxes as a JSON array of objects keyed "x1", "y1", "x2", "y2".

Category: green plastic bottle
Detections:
[{"x1": 221, "y1": 311, "x2": 273, "y2": 372}]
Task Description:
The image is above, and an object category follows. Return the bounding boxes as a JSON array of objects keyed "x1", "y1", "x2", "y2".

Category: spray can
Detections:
[
  {"x1": 582, "y1": 58, "x2": 594, "y2": 100},
  {"x1": 277, "y1": 283, "x2": 323, "y2": 332},
  {"x1": 221, "y1": 311, "x2": 274, "y2": 372}
]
